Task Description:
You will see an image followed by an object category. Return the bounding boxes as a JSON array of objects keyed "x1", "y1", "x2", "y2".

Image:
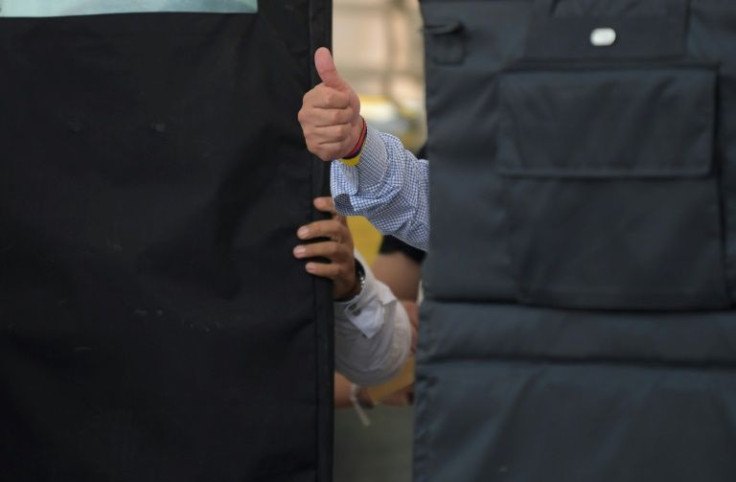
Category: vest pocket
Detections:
[{"x1": 497, "y1": 65, "x2": 729, "y2": 310}]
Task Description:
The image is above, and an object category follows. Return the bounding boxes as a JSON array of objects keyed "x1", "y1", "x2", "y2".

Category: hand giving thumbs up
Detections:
[{"x1": 298, "y1": 47, "x2": 364, "y2": 162}]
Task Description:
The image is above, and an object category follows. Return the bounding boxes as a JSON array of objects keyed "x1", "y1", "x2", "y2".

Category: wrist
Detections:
[
  {"x1": 340, "y1": 118, "x2": 367, "y2": 166},
  {"x1": 335, "y1": 260, "x2": 366, "y2": 302}
]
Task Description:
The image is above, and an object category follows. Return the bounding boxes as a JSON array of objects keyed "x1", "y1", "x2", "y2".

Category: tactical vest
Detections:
[
  {"x1": 417, "y1": 1, "x2": 736, "y2": 481},
  {"x1": 0, "y1": 3, "x2": 333, "y2": 481}
]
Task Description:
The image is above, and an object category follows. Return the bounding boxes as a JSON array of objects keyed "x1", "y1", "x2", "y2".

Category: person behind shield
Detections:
[
  {"x1": 298, "y1": 47, "x2": 430, "y2": 251},
  {"x1": 293, "y1": 196, "x2": 414, "y2": 386}
]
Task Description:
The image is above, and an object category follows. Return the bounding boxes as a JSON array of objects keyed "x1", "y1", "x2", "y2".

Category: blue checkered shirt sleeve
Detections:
[{"x1": 331, "y1": 125, "x2": 429, "y2": 251}]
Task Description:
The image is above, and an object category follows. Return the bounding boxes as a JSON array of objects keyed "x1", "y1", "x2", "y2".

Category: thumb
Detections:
[{"x1": 315, "y1": 47, "x2": 347, "y2": 90}]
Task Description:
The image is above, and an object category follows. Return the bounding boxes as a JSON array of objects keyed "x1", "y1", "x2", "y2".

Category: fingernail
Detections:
[
  {"x1": 298, "y1": 227, "x2": 309, "y2": 238},
  {"x1": 306, "y1": 263, "x2": 316, "y2": 273},
  {"x1": 294, "y1": 246, "x2": 306, "y2": 257}
]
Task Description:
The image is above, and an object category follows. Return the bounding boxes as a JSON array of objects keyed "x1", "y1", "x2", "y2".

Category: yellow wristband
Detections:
[
  {"x1": 340, "y1": 151, "x2": 362, "y2": 166},
  {"x1": 340, "y1": 118, "x2": 367, "y2": 166}
]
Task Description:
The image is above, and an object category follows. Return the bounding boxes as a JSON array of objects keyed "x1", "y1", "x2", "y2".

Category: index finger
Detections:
[
  {"x1": 305, "y1": 85, "x2": 351, "y2": 110},
  {"x1": 313, "y1": 196, "x2": 336, "y2": 216},
  {"x1": 297, "y1": 218, "x2": 348, "y2": 241}
]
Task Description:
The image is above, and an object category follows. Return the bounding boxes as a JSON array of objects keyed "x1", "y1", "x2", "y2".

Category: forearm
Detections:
[
  {"x1": 371, "y1": 251, "x2": 423, "y2": 302},
  {"x1": 331, "y1": 126, "x2": 430, "y2": 251},
  {"x1": 334, "y1": 373, "x2": 373, "y2": 409},
  {"x1": 335, "y1": 302, "x2": 411, "y2": 386},
  {"x1": 333, "y1": 257, "x2": 412, "y2": 386}
]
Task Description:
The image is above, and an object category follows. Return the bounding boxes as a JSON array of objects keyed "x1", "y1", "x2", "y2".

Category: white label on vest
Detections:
[{"x1": 590, "y1": 28, "x2": 617, "y2": 47}]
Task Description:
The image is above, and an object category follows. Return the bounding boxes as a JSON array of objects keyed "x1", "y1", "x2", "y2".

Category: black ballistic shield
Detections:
[{"x1": 0, "y1": 2, "x2": 333, "y2": 481}]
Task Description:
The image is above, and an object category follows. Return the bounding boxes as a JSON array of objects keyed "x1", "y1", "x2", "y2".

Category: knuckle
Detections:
[
  {"x1": 332, "y1": 125, "x2": 345, "y2": 139},
  {"x1": 319, "y1": 150, "x2": 333, "y2": 162},
  {"x1": 330, "y1": 110, "x2": 342, "y2": 125},
  {"x1": 324, "y1": 91, "x2": 336, "y2": 106}
]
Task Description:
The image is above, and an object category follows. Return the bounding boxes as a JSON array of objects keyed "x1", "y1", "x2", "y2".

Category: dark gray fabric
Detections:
[{"x1": 417, "y1": 0, "x2": 736, "y2": 480}]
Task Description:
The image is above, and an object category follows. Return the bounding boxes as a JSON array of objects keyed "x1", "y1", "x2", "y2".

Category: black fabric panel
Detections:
[
  {"x1": 306, "y1": 1, "x2": 336, "y2": 479},
  {"x1": 0, "y1": 6, "x2": 332, "y2": 482}
]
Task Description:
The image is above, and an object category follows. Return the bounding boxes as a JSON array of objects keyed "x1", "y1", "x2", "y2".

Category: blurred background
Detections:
[
  {"x1": 333, "y1": 0, "x2": 426, "y2": 158},
  {"x1": 331, "y1": 1, "x2": 426, "y2": 481}
]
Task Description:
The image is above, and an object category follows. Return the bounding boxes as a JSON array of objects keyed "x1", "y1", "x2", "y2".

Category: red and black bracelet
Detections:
[{"x1": 340, "y1": 118, "x2": 367, "y2": 166}]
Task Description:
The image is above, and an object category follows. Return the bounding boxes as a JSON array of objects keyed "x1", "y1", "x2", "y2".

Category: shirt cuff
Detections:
[{"x1": 331, "y1": 125, "x2": 390, "y2": 195}]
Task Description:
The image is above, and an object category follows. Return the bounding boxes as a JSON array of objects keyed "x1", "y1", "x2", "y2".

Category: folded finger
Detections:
[
  {"x1": 294, "y1": 241, "x2": 350, "y2": 261},
  {"x1": 313, "y1": 197, "x2": 337, "y2": 216},
  {"x1": 297, "y1": 219, "x2": 348, "y2": 241},
  {"x1": 312, "y1": 86, "x2": 351, "y2": 109},
  {"x1": 305, "y1": 261, "x2": 341, "y2": 279}
]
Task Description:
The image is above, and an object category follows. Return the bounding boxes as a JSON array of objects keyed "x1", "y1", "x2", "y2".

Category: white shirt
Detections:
[
  {"x1": 0, "y1": 0, "x2": 256, "y2": 16},
  {"x1": 334, "y1": 251, "x2": 412, "y2": 386}
]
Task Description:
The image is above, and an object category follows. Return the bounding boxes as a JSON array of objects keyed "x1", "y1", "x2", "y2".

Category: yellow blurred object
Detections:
[
  {"x1": 346, "y1": 197, "x2": 417, "y2": 407},
  {"x1": 347, "y1": 216, "x2": 383, "y2": 265},
  {"x1": 366, "y1": 356, "x2": 415, "y2": 405}
]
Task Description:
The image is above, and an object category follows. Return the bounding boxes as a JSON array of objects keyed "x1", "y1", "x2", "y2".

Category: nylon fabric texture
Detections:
[
  {"x1": 416, "y1": 1, "x2": 736, "y2": 481},
  {"x1": 0, "y1": 3, "x2": 333, "y2": 482}
]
